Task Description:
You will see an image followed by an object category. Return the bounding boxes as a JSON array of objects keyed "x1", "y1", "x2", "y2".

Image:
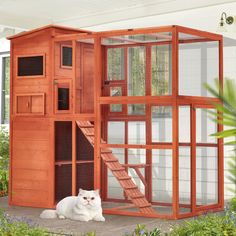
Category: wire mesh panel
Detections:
[
  {"x1": 196, "y1": 147, "x2": 218, "y2": 206},
  {"x1": 107, "y1": 148, "x2": 125, "y2": 199},
  {"x1": 152, "y1": 106, "x2": 172, "y2": 143},
  {"x1": 179, "y1": 147, "x2": 191, "y2": 213},
  {"x1": 179, "y1": 41, "x2": 219, "y2": 97},
  {"x1": 152, "y1": 149, "x2": 173, "y2": 215}
]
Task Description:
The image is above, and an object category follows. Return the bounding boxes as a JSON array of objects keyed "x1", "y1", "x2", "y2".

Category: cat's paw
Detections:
[
  {"x1": 93, "y1": 215, "x2": 105, "y2": 222},
  {"x1": 58, "y1": 215, "x2": 66, "y2": 219}
]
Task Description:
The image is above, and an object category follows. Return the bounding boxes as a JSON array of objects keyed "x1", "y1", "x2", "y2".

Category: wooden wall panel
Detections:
[
  {"x1": 75, "y1": 43, "x2": 81, "y2": 113},
  {"x1": 81, "y1": 43, "x2": 94, "y2": 113},
  {"x1": 54, "y1": 41, "x2": 73, "y2": 78},
  {"x1": 12, "y1": 32, "x2": 51, "y2": 116},
  {"x1": 11, "y1": 119, "x2": 51, "y2": 207}
]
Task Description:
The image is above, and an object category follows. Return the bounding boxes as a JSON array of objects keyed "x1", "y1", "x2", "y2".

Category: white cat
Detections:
[{"x1": 40, "y1": 189, "x2": 105, "y2": 222}]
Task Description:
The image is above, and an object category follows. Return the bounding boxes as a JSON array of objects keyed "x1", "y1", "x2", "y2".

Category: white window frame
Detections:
[{"x1": 0, "y1": 52, "x2": 10, "y2": 125}]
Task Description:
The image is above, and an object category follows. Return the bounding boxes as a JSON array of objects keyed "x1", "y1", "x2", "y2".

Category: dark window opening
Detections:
[
  {"x1": 58, "y1": 88, "x2": 69, "y2": 110},
  {"x1": 62, "y1": 46, "x2": 72, "y2": 67},
  {"x1": 55, "y1": 121, "x2": 72, "y2": 161},
  {"x1": 18, "y1": 56, "x2": 44, "y2": 76}
]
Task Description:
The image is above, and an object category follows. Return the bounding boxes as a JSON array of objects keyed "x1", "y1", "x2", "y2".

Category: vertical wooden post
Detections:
[
  {"x1": 72, "y1": 40, "x2": 76, "y2": 114},
  {"x1": 145, "y1": 46, "x2": 152, "y2": 201},
  {"x1": 50, "y1": 32, "x2": 55, "y2": 206},
  {"x1": 50, "y1": 31, "x2": 55, "y2": 116},
  {"x1": 124, "y1": 121, "x2": 128, "y2": 200},
  {"x1": 172, "y1": 26, "x2": 179, "y2": 218},
  {"x1": 94, "y1": 36, "x2": 102, "y2": 190},
  {"x1": 8, "y1": 41, "x2": 14, "y2": 205},
  {"x1": 72, "y1": 121, "x2": 77, "y2": 196},
  {"x1": 49, "y1": 119, "x2": 55, "y2": 205},
  {"x1": 72, "y1": 40, "x2": 77, "y2": 196},
  {"x1": 190, "y1": 105, "x2": 196, "y2": 213},
  {"x1": 218, "y1": 38, "x2": 224, "y2": 209}
]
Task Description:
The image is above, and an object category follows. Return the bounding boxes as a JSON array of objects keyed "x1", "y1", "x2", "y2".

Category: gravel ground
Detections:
[{"x1": 0, "y1": 197, "x2": 186, "y2": 236}]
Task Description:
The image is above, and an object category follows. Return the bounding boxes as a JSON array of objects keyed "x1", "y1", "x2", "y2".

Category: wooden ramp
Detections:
[{"x1": 76, "y1": 121, "x2": 154, "y2": 214}]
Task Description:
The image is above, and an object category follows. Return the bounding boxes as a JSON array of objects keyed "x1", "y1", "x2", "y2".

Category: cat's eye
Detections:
[
  {"x1": 91, "y1": 197, "x2": 95, "y2": 200},
  {"x1": 83, "y1": 197, "x2": 87, "y2": 200}
]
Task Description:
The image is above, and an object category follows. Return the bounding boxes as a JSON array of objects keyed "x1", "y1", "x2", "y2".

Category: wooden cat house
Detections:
[{"x1": 8, "y1": 24, "x2": 224, "y2": 219}]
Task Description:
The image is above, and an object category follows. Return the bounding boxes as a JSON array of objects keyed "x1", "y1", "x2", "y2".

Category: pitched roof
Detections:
[{"x1": 8, "y1": 24, "x2": 92, "y2": 40}]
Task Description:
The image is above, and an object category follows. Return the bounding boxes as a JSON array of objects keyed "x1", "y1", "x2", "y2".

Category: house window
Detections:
[
  {"x1": 61, "y1": 46, "x2": 72, "y2": 67},
  {"x1": 1, "y1": 56, "x2": 10, "y2": 124},
  {"x1": 17, "y1": 55, "x2": 44, "y2": 77},
  {"x1": 58, "y1": 87, "x2": 70, "y2": 110},
  {"x1": 54, "y1": 80, "x2": 71, "y2": 113}
]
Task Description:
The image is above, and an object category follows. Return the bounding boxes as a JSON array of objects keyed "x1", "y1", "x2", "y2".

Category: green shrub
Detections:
[
  {"x1": 229, "y1": 197, "x2": 236, "y2": 213},
  {"x1": 205, "y1": 79, "x2": 236, "y2": 194},
  {"x1": 0, "y1": 127, "x2": 9, "y2": 168},
  {"x1": 124, "y1": 224, "x2": 161, "y2": 236},
  {"x1": 169, "y1": 214, "x2": 236, "y2": 236},
  {"x1": 0, "y1": 169, "x2": 8, "y2": 195},
  {"x1": 0, "y1": 209, "x2": 51, "y2": 236},
  {"x1": 0, "y1": 127, "x2": 9, "y2": 194}
]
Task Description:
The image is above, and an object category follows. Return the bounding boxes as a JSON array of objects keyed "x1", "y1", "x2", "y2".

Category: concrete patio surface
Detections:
[
  {"x1": 0, "y1": 197, "x2": 188, "y2": 236},
  {"x1": 0, "y1": 197, "x2": 185, "y2": 236}
]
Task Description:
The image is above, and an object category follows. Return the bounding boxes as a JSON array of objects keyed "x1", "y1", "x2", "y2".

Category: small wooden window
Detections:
[
  {"x1": 17, "y1": 55, "x2": 44, "y2": 77},
  {"x1": 54, "y1": 80, "x2": 71, "y2": 113},
  {"x1": 61, "y1": 46, "x2": 72, "y2": 67},
  {"x1": 58, "y1": 88, "x2": 69, "y2": 110},
  {"x1": 16, "y1": 93, "x2": 45, "y2": 115}
]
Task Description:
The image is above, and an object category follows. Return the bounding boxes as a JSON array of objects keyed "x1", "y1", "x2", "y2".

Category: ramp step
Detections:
[
  {"x1": 139, "y1": 203, "x2": 152, "y2": 208},
  {"x1": 81, "y1": 128, "x2": 95, "y2": 136},
  {"x1": 76, "y1": 121, "x2": 93, "y2": 128},
  {"x1": 118, "y1": 176, "x2": 131, "y2": 181},
  {"x1": 111, "y1": 167, "x2": 125, "y2": 171},
  {"x1": 101, "y1": 148, "x2": 112, "y2": 154},
  {"x1": 129, "y1": 193, "x2": 145, "y2": 199},
  {"x1": 124, "y1": 186, "x2": 138, "y2": 190},
  {"x1": 105, "y1": 159, "x2": 118, "y2": 163}
]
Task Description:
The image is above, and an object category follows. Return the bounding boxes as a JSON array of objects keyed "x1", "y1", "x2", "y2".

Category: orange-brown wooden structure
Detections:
[{"x1": 8, "y1": 25, "x2": 224, "y2": 219}]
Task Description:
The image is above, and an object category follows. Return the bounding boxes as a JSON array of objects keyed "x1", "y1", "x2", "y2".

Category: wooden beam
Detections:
[
  {"x1": 172, "y1": 26, "x2": 179, "y2": 219},
  {"x1": 191, "y1": 105, "x2": 196, "y2": 214},
  {"x1": 72, "y1": 121, "x2": 76, "y2": 196},
  {"x1": 100, "y1": 143, "x2": 173, "y2": 149},
  {"x1": 94, "y1": 36, "x2": 102, "y2": 190},
  {"x1": 176, "y1": 25, "x2": 222, "y2": 41},
  {"x1": 218, "y1": 38, "x2": 224, "y2": 209}
]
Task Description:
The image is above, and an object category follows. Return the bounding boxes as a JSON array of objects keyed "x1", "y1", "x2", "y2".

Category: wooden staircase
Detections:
[{"x1": 76, "y1": 121, "x2": 155, "y2": 214}]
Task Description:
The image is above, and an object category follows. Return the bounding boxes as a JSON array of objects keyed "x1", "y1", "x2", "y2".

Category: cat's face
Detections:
[{"x1": 77, "y1": 189, "x2": 101, "y2": 209}]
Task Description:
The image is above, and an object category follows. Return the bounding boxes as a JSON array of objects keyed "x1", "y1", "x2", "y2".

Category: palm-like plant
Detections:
[{"x1": 205, "y1": 79, "x2": 236, "y2": 194}]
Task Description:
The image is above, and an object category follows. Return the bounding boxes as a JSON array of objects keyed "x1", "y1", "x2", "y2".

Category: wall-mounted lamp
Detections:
[{"x1": 217, "y1": 12, "x2": 234, "y2": 32}]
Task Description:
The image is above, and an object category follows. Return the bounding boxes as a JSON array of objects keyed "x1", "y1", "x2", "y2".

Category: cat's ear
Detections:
[
  {"x1": 79, "y1": 188, "x2": 84, "y2": 194},
  {"x1": 94, "y1": 189, "x2": 100, "y2": 195}
]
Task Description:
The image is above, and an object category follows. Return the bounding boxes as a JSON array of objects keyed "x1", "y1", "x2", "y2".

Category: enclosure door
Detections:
[
  {"x1": 194, "y1": 105, "x2": 219, "y2": 209},
  {"x1": 178, "y1": 104, "x2": 221, "y2": 215}
]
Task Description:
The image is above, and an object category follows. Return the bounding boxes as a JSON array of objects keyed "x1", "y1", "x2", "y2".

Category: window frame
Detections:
[
  {"x1": 60, "y1": 45, "x2": 73, "y2": 69},
  {"x1": 16, "y1": 53, "x2": 46, "y2": 79},
  {"x1": 1, "y1": 54, "x2": 10, "y2": 124},
  {"x1": 54, "y1": 79, "x2": 72, "y2": 114}
]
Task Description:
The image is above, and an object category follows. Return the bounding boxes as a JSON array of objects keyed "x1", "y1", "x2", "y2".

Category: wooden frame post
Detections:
[
  {"x1": 218, "y1": 38, "x2": 224, "y2": 209},
  {"x1": 172, "y1": 26, "x2": 179, "y2": 218},
  {"x1": 190, "y1": 105, "x2": 196, "y2": 213},
  {"x1": 94, "y1": 36, "x2": 102, "y2": 190}
]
